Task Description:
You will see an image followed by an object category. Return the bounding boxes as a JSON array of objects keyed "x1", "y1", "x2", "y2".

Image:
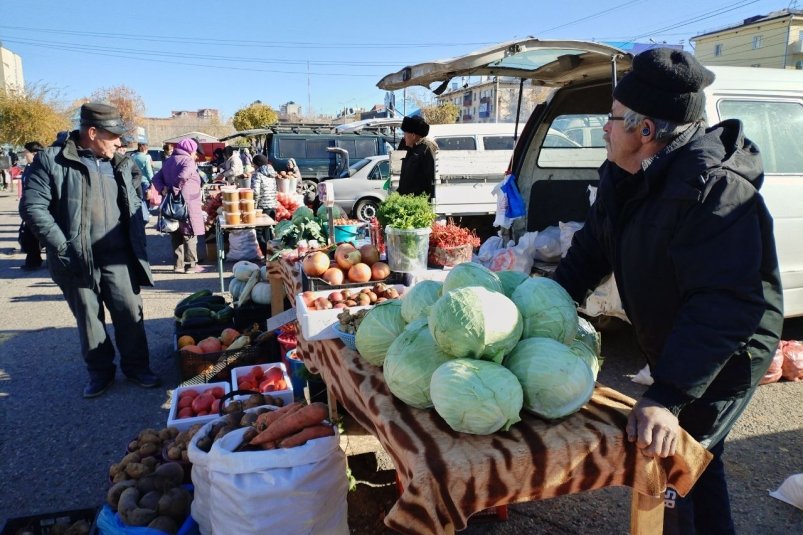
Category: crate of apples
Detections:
[
  {"x1": 302, "y1": 243, "x2": 390, "y2": 287},
  {"x1": 168, "y1": 382, "x2": 230, "y2": 431}
]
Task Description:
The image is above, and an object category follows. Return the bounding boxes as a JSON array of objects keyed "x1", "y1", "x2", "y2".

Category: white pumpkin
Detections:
[
  {"x1": 229, "y1": 277, "x2": 247, "y2": 300},
  {"x1": 232, "y1": 260, "x2": 259, "y2": 281},
  {"x1": 251, "y1": 282, "x2": 272, "y2": 305},
  {"x1": 260, "y1": 265, "x2": 269, "y2": 282}
]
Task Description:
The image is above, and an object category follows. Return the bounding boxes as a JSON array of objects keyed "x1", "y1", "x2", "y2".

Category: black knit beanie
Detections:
[
  {"x1": 253, "y1": 154, "x2": 269, "y2": 167},
  {"x1": 613, "y1": 48, "x2": 715, "y2": 123},
  {"x1": 401, "y1": 115, "x2": 429, "y2": 137}
]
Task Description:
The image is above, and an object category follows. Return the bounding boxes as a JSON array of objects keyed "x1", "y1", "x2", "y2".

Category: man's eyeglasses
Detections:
[{"x1": 606, "y1": 113, "x2": 626, "y2": 122}]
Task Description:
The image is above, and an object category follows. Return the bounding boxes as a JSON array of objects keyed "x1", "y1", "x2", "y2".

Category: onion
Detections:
[{"x1": 302, "y1": 251, "x2": 330, "y2": 277}]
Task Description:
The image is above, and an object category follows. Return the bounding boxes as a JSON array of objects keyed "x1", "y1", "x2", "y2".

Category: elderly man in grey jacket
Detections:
[{"x1": 20, "y1": 102, "x2": 160, "y2": 398}]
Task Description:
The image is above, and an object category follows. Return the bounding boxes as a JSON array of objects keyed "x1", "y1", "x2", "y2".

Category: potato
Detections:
[
  {"x1": 158, "y1": 428, "x2": 173, "y2": 442},
  {"x1": 112, "y1": 471, "x2": 129, "y2": 484},
  {"x1": 128, "y1": 440, "x2": 140, "y2": 451},
  {"x1": 109, "y1": 462, "x2": 123, "y2": 478},
  {"x1": 240, "y1": 412, "x2": 258, "y2": 427},
  {"x1": 180, "y1": 450, "x2": 189, "y2": 463},
  {"x1": 158, "y1": 486, "x2": 192, "y2": 521},
  {"x1": 138, "y1": 442, "x2": 158, "y2": 458},
  {"x1": 196, "y1": 436, "x2": 213, "y2": 453},
  {"x1": 153, "y1": 462, "x2": 184, "y2": 489},
  {"x1": 107, "y1": 479, "x2": 136, "y2": 509},
  {"x1": 119, "y1": 452, "x2": 141, "y2": 467},
  {"x1": 125, "y1": 462, "x2": 151, "y2": 479},
  {"x1": 136, "y1": 475, "x2": 157, "y2": 495},
  {"x1": 117, "y1": 487, "x2": 140, "y2": 516},
  {"x1": 167, "y1": 446, "x2": 182, "y2": 461},
  {"x1": 141, "y1": 456, "x2": 158, "y2": 470},
  {"x1": 148, "y1": 516, "x2": 179, "y2": 534},
  {"x1": 139, "y1": 431, "x2": 161, "y2": 444},
  {"x1": 126, "y1": 507, "x2": 157, "y2": 527}
]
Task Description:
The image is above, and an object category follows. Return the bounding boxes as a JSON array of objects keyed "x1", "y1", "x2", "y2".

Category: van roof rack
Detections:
[{"x1": 220, "y1": 122, "x2": 397, "y2": 141}]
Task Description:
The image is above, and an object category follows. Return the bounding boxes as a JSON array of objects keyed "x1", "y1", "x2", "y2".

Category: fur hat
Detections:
[
  {"x1": 613, "y1": 48, "x2": 715, "y2": 123},
  {"x1": 401, "y1": 115, "x2": 429, "y2": 137},
  {"x1": 80, "y1": 102, "x2": 127, "y2": 135}
]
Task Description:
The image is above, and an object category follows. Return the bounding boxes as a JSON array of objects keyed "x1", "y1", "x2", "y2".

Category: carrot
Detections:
[
  {"x1": 250, "y1": 402, "x2": 328, "y2": 446},
  {"x1": 255, "y1": 402, "x2": 304, "y2": 432},
  {"x1": 278, "y1": 423, "x2": 335, "y2": 448}
]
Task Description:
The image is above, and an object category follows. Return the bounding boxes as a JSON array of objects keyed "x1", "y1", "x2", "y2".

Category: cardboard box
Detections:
[
  {"x1": 230, "y1": 362, "x2": 294, "y2": 406},
  {"x1": 167, "y1": 382, "x2": 230, "y2": 431}
]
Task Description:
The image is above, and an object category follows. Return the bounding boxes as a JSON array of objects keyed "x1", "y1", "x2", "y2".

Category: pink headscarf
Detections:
[{"x1": 176, "y1": 138, "x2": 198, "y2": 154}]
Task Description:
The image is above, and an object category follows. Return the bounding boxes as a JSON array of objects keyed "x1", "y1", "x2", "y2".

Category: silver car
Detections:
[{"x1": 322, "y1": 155, "x2": 392, "y2": 221}]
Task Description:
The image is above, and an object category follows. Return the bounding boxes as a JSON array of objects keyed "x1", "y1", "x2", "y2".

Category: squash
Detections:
[
  {"x1": 251, "y1": 282, "x2": 272, "y2": 305},
  {"x1": 233, "y1": 260, "x2": 259, "y2": 281},
  {"x1": 238, "y1": 269, "x2": 261, "y2": 307},
  {"x1": 260, "y1": 265, "x2": 269, "y2": 282},
  {"x1": 229, "y1": 278, "x2": 247, "y2": 300}
]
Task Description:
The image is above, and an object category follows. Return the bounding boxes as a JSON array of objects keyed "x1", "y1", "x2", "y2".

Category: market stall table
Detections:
[
  {"x1": 298, "y1": 335, "x2": 713, "y2": 535},
  {"x1": 214, "y1": 214, "x2": 276, "y2": 292}
]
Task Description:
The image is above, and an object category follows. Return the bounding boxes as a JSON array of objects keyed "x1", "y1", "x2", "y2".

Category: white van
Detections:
[{"x1": 378, "y1": 40, "x2": 803, "y2": 318}]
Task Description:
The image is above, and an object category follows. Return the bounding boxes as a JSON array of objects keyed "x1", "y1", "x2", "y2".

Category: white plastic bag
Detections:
[
  {"x1": 532, "y1": 225, "x2": 562, "y2": 262},
  {"x1": 492, "y1": 179, "x2": 513, "y2": 229},
  {"x1": 207, "y1": 426, "x2": 349, "y2": 535},
  {"x1": 489, "y1": 232, "x2": 539, "y2": 273},
  {"x1": 630, "y1": 364, "x2": 655, "y2": 386},
  {"x1": 770, "y1": 473, "x2": 803, "y2": 510},
  {"x1": 579, "y1": 274, "x2": 630, "y2": 322},
  {"x1": 477, "y1": 235, "x2": 505, "y2": 267},
  {"x1": 559, "y1": 221, "x2": 584, "y2": 258},
  {"x1": 227, "y1": 229, "x2": 260, "y2": 261},
  {"x1": 188, "y1": 418, "x2": 218, "y2": 535}
]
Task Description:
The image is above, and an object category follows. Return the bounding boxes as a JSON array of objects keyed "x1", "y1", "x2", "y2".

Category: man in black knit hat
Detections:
[
  {"x1": 554, "y1": 48, "x2": 782, "y2": 534},
  {"x1": 396, "y1": 115, "x2": 436, "y2": 199}
]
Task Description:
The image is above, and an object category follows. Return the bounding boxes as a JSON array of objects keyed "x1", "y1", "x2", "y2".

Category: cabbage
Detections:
[
  {"x1": 355, "y1": 300, "x2": 407, "y2": 366},
  {"x1": 497, "y1": 270, "x2": 529, "y2": 298},
  {"x1": 400, "y1": 280, "x2": 443, "y2": 323},
  {"x1": 383, "y1": 319, "x2": 453, "y2": 408},
  {"x1": 316, "y1": 204, "x2": 345, "y2": 220},
  {"x1": 511, "y1": 277, "x2": 578, "y2": 345},
  {"x1": 575, "y1": 317, "x2": 601, "y2": 356},
  {"x1": 569, "y1": 339, "x2": 601, "y2": 380},
  {"x1": 430, "y1": 358, "x2": 523, "y2": 434},
  {"x1": 503, "y1": 337, "x2": 595, "y2": 420},
  {"x1": 291, "y1": 206, "x2": 315, "y2": 223},
  {"x1": 428, "y1": 286, "x2": 522, "y2": 363},
  {"x1": 442, "y1": 262, "x2": 503, "y2": 295}
]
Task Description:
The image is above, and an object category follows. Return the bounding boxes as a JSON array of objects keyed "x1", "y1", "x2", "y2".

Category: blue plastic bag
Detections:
[
  {"x1": 500, "y1": 174, "x2": 526, "y2": 219},
  {"x1": 96, "y1": 503, "x2": 199, "y2": 535}
]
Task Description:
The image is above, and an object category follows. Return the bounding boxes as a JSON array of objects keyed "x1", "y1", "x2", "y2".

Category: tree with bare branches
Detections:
[{"x1": 86, "y1": 85, "x2": 146, "y2": 134}]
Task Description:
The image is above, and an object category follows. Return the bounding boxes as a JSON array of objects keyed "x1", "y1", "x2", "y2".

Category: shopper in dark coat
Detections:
[
  {"x1": 554, "y1": 48, "x2": 783, "y2": 535},
  {"x1": 20, "y1": 102, "x2": 159, "y2": 398},
  {"x1": 397, "y1": 115, "x2": 436, "y2": 200}
]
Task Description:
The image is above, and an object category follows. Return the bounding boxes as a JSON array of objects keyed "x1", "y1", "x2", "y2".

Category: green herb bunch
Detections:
[{"x1": 376, "y1": 192, "x2": 436, "y2": 230}]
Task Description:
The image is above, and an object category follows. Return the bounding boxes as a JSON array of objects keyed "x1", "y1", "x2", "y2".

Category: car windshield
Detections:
[{"x1": 339, "y1": 158, "x2": 371, "y2": 178}]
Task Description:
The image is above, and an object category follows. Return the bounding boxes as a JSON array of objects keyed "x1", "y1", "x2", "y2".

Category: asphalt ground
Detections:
[{"x1": 0, "y1": 187, "x2": 801, "y2": 534}]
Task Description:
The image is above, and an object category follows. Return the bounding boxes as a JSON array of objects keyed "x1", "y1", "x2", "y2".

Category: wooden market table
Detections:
[
  {"x1": 214, "y1": 214, "x2": 276, "y2": 292},
  {"x1": 298, "y1": 335, "x2": 712, "y2": 535}
]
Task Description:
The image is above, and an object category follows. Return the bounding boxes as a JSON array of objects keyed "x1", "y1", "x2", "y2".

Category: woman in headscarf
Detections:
[{"x1": 153, "y1": 138, "x2": 205, "y2": 273}]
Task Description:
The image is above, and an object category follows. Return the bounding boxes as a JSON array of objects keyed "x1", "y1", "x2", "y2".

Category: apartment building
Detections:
[
  {"x1": 0, "y1": 44, "x2": 24, "y2": 92},
  {"x1": 691, "y1": 9, "x2": 803, "y2": 69},
  {"x1": 435, "y1": 76, "x2": 550, "y2": 123}
]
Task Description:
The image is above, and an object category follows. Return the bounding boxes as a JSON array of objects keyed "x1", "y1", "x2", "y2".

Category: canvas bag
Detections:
[{"x1": 206, "y1": 426, "x2": 348, "y2": 535}]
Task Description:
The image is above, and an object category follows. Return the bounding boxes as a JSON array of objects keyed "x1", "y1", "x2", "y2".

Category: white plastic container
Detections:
[
  {"x1": 230, "y1": 362, "x2": 294, "y2": 406},
  {"x1": 168, "y1": 382, "x2": 231, "y2": 431}
]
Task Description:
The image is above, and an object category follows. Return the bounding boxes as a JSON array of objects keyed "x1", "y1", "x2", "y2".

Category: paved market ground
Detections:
[{"x1": 0, "y1": 188, "x2": 801, "y2": 534}]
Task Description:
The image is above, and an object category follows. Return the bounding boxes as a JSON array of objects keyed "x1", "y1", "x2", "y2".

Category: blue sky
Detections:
[{"x1": 0, "y1": 0, "x2": 789, "y2": 120}]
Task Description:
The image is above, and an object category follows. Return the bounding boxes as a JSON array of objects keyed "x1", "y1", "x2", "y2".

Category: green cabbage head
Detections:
[
  {"x1": 383, "y1": 319, "x2": 453, "y2": 409},
  {"x1": 291, "y1": 206, "x2": 315, "y2": 223},
  {"x1": 503, "y1": 337, "x2": 595, "y2": 420},
  {"x1": 442, "y1": 262, "x2": 503, "y2": 295},
  {"x1": 430, "y1": 358, "x2": 523, "y2": 434},
  {"x1": 575, "y1": 317, "x2": 601, "y2": 356},
  {"x1": 355, "y1": 300, "x2": 407, "y2": 366},
  {"x1": 400, "y1": 280, "x2": 443, "y2": 323},
  {"x1": 497, "y1": 270, "x2": 529, "y2": 298},
  {"x1": 511, "y1": 277, "x2": 578, "y2": 344},
  {"x1": 569, "y1": 339, "x2": 601, "y2": 380},
  {"x1": 429, "y1": 286, "x2": 523, "y2": 363}
]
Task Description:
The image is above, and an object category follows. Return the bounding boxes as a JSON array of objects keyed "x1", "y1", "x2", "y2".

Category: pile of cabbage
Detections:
[{"x1": 353, "y1": 262, "x2": 602, "y2": 435}]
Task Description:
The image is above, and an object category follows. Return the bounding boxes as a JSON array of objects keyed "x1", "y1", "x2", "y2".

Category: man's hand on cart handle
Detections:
[{"x1": 626, "y1": 398, "x2": 680, "y2": 458}]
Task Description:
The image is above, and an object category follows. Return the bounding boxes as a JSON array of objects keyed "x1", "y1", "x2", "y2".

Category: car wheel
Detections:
[
  {"x1": 297, "y1": 179, "x2": 318, "y2": 197},
  {"x1": 354, "y1": 199, "x2": 379, "y2": 222}
]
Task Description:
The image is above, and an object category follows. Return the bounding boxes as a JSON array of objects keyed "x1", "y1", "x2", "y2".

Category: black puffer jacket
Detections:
[
  {"x1": 554, "y1": 120, "x2": 783, "y2": 412},
  {"x1": 20, "y1": 131, "x2": 154, "y2": 290},
  {"x1": 397, "y1": 137, "x2": 436, "y2": 199}
]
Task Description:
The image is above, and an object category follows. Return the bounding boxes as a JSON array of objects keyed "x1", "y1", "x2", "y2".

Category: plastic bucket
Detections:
[
  {"x1": 385, "y1": 226, "x2": 431, "y2": 273},
  {"x1": 334, "y1": 225, "x2": 359, "y2": 244},
  {"x1": 285, "y1": 349, "x2": 306, "y2": 400}
]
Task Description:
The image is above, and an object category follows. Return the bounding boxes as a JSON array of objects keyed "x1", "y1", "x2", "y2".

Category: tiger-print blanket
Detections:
[
  {"x1": 298, "y1": 335, "x2": 712, "y2": 535},
  {"x1": 267, "y1": 258, "x2": 301, "y2": 307}
]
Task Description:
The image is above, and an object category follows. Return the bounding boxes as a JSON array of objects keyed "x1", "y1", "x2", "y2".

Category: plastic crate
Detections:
[
  {"x1": 167, "y1": 382, "x2": 231, "y2": 431},
  {"x1": 1, "y1": 507, "x2": 98, "y2": 535},
  {"x1": 230, "y1": 362, "x2": 294, "y2": 406},
  {"x1": 176, "y1": 343, "x2": 280, "y2": 386},
  {"x1": 233, "y1": 302, "x2": 271, "y2": 331}
]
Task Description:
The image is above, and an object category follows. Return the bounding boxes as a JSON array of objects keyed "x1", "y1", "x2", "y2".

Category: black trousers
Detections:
[
  {"x1": 59, "y1": 250, "x2": 151, "y2": 378},
  {"x1": 663, "y1": 392, "x2": 753, "y2": 535}
]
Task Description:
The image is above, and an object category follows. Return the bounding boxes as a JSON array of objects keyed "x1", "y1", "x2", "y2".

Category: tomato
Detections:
[
  {"x1": 191, "y1": 393, "x2": 213, "y2": 414},
  {"x1": 178, "y1": 389, "x2": 199, "y2": 401},
  {"x1": 209, "y1": 387, "x2": 225, "y2": 399},
  {"x1": 211, "y1": 398, "x2": 221, "y2": 414},
  {"x1": 264, "y1": 367, "x2": 284, "y2": 382},
  {"x1": 196, "y1": 410, "x2": 209, "y2": 416},
  {"x1": 178, "y1": 396, "x2": 193, "y2": 409},
  {"x1": 239, "y1": 380, "x2": 257, "y2": 391},
  {"x1": 260, "y1": 381, "x2": 277, "y2": 392},
  {"x1": 276, "y1": 378, "x2": 287, "y2": 391},
  {"x1": 250, "y1": 366, "x2": 264, "y2": 380},
  {"x1": 178, "y1": 407, "x2": 194, "y2": 419}
]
